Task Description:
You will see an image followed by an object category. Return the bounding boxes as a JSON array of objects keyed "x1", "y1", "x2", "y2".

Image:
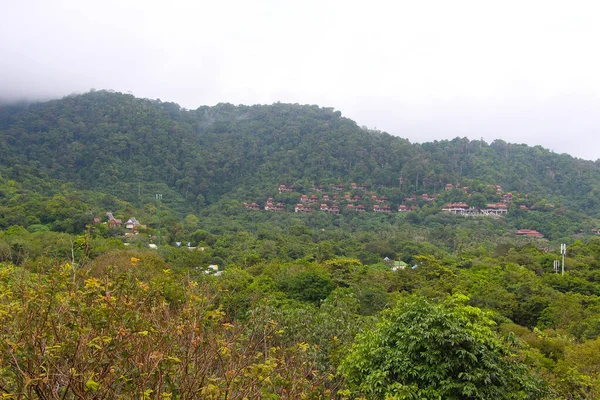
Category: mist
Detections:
[{"x1": 2, "y1": 0, "x2": 599, "y2": 161}]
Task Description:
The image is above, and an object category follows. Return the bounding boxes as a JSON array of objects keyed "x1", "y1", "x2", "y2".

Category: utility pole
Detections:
[
  {"x1": 560, "y1": 243, "x2": 566, "y2": 275},
  {"x1": 156, "y1": 194, "x2": 162, "y2": 246}
]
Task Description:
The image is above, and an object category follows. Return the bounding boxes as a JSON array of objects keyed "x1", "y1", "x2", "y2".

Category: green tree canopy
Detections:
[{"x1": 340, "y1": 295, "x2": 549, "y2": 399}]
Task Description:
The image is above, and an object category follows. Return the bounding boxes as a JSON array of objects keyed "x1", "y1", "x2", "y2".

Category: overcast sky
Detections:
[{"x1": 2, "y1": 0, "x2": 600, "y2": 160}]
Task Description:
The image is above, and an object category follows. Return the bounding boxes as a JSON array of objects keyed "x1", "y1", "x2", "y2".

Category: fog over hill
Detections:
[{"x1": 2, "y1": 1, "x2": 600, "y2": 160}]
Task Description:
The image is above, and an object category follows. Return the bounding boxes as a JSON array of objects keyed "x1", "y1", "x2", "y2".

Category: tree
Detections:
[{"x1": 340, "y1": 295, "x2": 549, "y2": 399}]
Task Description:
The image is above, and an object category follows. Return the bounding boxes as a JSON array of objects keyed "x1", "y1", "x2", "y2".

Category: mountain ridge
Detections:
[{"x1": 0, "y1": 90, "x2": 599, "y2": 240}]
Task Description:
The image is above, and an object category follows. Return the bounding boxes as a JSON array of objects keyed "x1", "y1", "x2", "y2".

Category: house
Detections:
[
  {"x1": 359, "y1": 184, "x2": 367, "y2": 190},
  {"x1": 381, "y1": 205, "x2": 392, "y2": 213},
  {"x1": 125, "y1": 217, "x2": 141, "y2": 230},
  {"x1": 357, "y1": 204, "x2": 366, "y2": 212},
  {"x1": 265, "y1": 199, "x2": 284, "y2": 211},
  {"x1": 377, "y1": 196, "x2": 388, "y2": 203},
  {"x1": 441, "y1": 203, "x2": 471, "y2": 214},
  {"x1": 312, "y1": 185, "x2": 324, "y2": 193},
  {"x1": 398, "y1": 205, "x2": 409, "y2": 212},
  {"x1": 244, "y1": 202, "x2": 260, "y2": 210},
  {"x1": 278, "y1": 184, "x2": 294, "y2": 193},
  {"x1": 421, "y1": 194, "x2": 434, "y2": 202},
  {"x1": 485, "y1": 203, "x2": 508, "y2": 215},
  {"x1": 205, "y1": 264, "x2": 223, "y2": 276},
  {"x1": 300, "y1": 195, "x2": 309, "y2": 203},
  {"x1": 519, "y1": 205, "x2": 528, "y2": 210},
  {"x1": 328, "y1": 205, "x2": 340, "y2": 214},
  {"x1": 392, "y1": 261, "x2": 408, "y2": 271},
  {"x1": 333, "y1": 184, "x2": 345, "y2": 191},
  {"x1": 517, "y1": 229, "x2": 544, "y2": 238},
  {"x1": 445, "y1": 184, "x2": 454, "y2": 191},
  {"x1": 404, "y1": 195, "x2": 417, "y2": 202},
  {"x1": 373, "y1": 205, "x2": 381, "y2": 212},
  {"x1": 106, "y1": 212, "x2": 122, "y2": 228},
  {"x1": 346, "y1": 204, "x2": 355, "y2": 211},
  {"x1": 264, "y1": 199, "x2": 274, "y2": 210},
  {"x1": 308, "y1": 195, "x2": 318, "y2": 203},
  {"x1": 295, "y1": 204, "x2": 312, "y2": 213},
  {"x1": 323, "y1": 195, "x2": 330, "y2": 201},
  {"x1": 320, "y1": 204, "x2": 329, "y2": 212},
  {"x1": 350, "y1": 183, "x2": 358, "y2": 190}
]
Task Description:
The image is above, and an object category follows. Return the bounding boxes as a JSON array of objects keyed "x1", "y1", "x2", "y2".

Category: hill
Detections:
[
  {"x1": 5, "y1": 91, "x2": 600, "y2": 398},
  {"x1": 0, "y1": 90, "x2": 599, "y2": 245}
]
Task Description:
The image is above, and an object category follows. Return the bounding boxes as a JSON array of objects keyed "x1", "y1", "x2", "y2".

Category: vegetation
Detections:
[{"x1": 2, "y1": 90, "x2": 600, "y2": 397}]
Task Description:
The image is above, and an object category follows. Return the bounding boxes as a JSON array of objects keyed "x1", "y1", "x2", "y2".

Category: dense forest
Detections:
[{"x1": 2, "y1": 90, "x2": 600, "y2": 398}]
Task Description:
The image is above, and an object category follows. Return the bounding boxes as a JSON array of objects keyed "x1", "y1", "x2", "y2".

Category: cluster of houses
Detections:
[
  {"x1": 245, "y1": 199, "x2": 415, "y2": 214},
  {"x1": 93, "y1": 212, "x2": 146, "y2": 232},
  {"x1": 246, "y1": 182, "x2": 528, "y2": 219}
]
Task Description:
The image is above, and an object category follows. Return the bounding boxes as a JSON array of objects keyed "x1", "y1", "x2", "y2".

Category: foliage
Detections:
[
  {"x1": 0, "y1": 258, "x2": 344, "y2": 399},
  {"x1": 340, "y1": 295, "x2": 549, "y2": 399}
]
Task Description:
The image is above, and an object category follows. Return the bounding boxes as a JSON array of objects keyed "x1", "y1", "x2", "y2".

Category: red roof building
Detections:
[
  {"x1": 517, "y1": 229, "x2": 544, "y2": 238},
  {"x1": 295, "y1": 204, "x2": 312, "y2": 213}
]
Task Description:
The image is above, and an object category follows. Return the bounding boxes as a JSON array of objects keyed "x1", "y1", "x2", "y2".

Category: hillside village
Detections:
[
  {"x1": 245, "y1": 182, "x2": 521, "y2": 215},
  {"x1": 89, "y1": 183, "x2": 550, "y2": 241},
  {"x1": 242, "y1": 182, "x2": 552, "y2": 237}
]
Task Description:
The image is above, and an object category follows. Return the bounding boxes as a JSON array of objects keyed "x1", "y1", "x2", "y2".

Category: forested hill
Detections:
[{"x1": 1, "y1": 89, "x2": 599, "y2": 216}]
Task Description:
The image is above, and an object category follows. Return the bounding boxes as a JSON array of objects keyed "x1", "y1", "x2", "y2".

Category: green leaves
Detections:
[{"x1": 340, "y1": 295, "x2": 550, "y2": 399}]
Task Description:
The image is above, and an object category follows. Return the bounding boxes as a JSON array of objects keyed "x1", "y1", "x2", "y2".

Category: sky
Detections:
[{"x1": 2, "y1": 0, "x2": 600, "y2": 160}]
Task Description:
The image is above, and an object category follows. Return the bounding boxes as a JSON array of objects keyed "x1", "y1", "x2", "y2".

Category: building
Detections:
[
  {"x1": 244, "y1": 202, "x2": 260, "y2": 211},
  {"x1": 517, "y1": 229, "x2": 544, "y2": 238},
  {"x1": 295, "y1": 204, "x2": 312, "y2": 213},
  {"x1": 392, "y1": 261, "x2": 408, "y2": 271},
  {"x1": 125, "y1": 217, "x2": 141, "y2": 230},
  {"x1": 265, "y1": 199, "x2": 285, "y2": 211},
  {"x1": 421, "y1": 194, "x2": 434, "y2": 202},
  {"x1": 485, "y1": 203, "x2": 508, "y2": 215},
  {"x1": 441, "y1": 203, "x2": 471, "y2": 214},
  {"x1": 106, "y1": 212, "x2": 122, "y2": 228}
]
